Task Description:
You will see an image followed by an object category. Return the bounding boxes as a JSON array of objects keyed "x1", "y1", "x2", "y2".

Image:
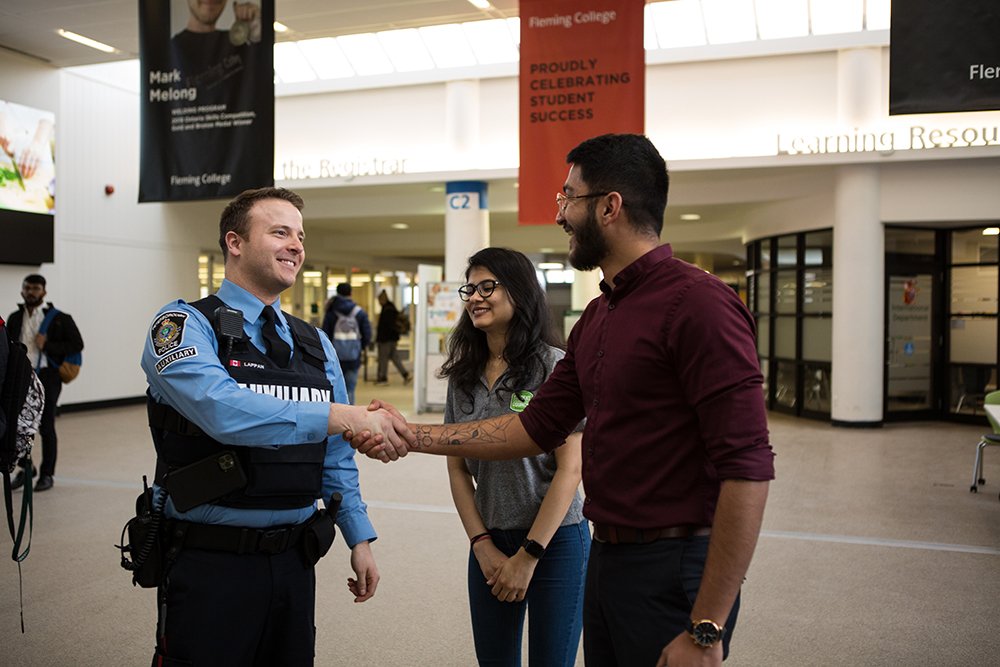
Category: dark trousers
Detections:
[
  {"x1": 153, "y1": 547, "x2": 317, "y2": 666},
  {"x1": 583, "y1": 535, "x2": 740, "y2": 667},
  {"x1": 21, "y1": 367, "x2": 61, "y2": 477}
]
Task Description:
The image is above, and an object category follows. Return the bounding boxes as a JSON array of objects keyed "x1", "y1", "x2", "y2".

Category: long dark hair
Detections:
[{"x1": 439, "y1": 247, "x2": 560, "y2": 413}]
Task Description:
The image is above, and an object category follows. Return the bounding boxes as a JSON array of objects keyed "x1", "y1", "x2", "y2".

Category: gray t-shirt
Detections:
[{"x1": 444, "y1": 345, "x2": 585, "y2": 530}]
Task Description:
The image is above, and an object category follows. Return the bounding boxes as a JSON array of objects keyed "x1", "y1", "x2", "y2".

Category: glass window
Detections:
[
  {"x1": 802, "y1": 364, "x2": 831, "y2": 413},
  {"x1": 756, "y1": 317, "x2": 770, "y2": 357},
  {"x1": 952, "y1": 228, "x2": 999, "y2": 264},
  {"x1": 885, "y1": 228, "x2": 935, "y2": 256},
  {"x1": 804, "y1": 231, "x2": 832, "y2": 266},
  {"x1": 774, "y1": 316, "x2": 796, "y2": 358},
  {"x1": 760, "y1": 357, "x2": 770, "y2": 397},
  {"x1": 760, "y1": 240, "x2": 772, "y2": 270},
  {"x1": 802, "y1": 268, "x2": 833, "y2": 314},
  {"x1": 950, "y1": 266, "x2": 998, "y2": 314},
  {"x1": 802, "y1": 318, "x2": 832, "y2": 362},
  {"x1": 775, "y1": 270, "x2": 797, "y2": 314},
  {"x1": 774, "y1": 361, "x2": 797, "y2": 408},
  {"x1": 758, "y1": 273, "x2": 771, "y2": 314},
  {"x1": 950, "y1": 317, "x2": 998, "y2": 364},
  {"x1": 777, "y1": 235, "x2": 797, "y2": 267}
]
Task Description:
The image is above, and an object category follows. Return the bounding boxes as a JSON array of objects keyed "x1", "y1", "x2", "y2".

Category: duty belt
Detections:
[{"x1": 169, "y1": 520, "x2": 307, "y2": 555}]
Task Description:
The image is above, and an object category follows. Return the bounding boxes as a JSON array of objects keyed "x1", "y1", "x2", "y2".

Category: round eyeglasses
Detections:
[
  {"x1": 556, "y1": 191, "x2": 610, "y2": 213},
  {"x1": 458, "y1": 279, "x2": 501, "y2": 301}
]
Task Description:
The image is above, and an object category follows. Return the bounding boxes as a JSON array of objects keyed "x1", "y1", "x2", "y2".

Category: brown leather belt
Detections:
[{"x1": 592, "y1": 523, "x2": 711, "y2": 544}]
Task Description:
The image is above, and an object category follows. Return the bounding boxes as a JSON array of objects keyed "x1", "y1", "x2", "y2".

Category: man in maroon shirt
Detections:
[{"x1": 357, "y1": 134, "x2": 774, "y2": 667}]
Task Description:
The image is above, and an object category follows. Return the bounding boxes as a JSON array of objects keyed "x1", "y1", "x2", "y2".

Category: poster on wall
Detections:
[
  {"x1": 139, "y1": 0, "x2": 275, "y2": 202},
  {"x1": 890, "y1": 0, "x2": 1000, "y2": 115},
  {"x1": 418, "y1": 280, "x2": 463, "y2": 409},
  {"x1": 518, "y1": 0, "x2": 645, "y2": 225},
  {"x1": 0, "y1": 98, "x2": 54, "y2": 265}
]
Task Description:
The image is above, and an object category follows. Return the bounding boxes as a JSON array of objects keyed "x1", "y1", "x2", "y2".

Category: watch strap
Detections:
[{"x1": 521, "y1": 538, "x2": 546, "y2": 559}]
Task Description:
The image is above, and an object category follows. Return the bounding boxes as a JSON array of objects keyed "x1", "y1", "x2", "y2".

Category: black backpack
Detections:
[{"x1": 1, "y1": 319, "x2": 44, "y2": 631}]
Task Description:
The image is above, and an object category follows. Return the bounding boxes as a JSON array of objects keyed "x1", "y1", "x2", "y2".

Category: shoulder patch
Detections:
[
  {"x1": 151, "y1": 311, "x2": 189, "y2": 357},
  {"x1": 155, "y1": 346, "x2": 198, "y2": 374}
]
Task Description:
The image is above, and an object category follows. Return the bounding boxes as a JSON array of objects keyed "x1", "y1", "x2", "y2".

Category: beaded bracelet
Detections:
[{"x1": 470, "y1": 532, "x2": 492, "y2": 545}]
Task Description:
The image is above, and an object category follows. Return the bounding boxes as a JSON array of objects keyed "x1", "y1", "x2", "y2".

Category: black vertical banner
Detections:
[
  {"x1": 139, "y1": 0, "x2": 274, "y2": 202},
  {"x1": 890, "y1": 0, "x2": 1000, "y2": 115}
]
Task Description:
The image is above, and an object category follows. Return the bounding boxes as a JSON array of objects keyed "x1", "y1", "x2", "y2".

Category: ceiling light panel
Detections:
[
  {"x1": 419, "y1": 24, "x2": 477, "y2": 68},
  {"x1": 865, "y1": 0, "x2": 892, "y2": 30},
  {"x1": 338, "y1": 33, "x2": 395, "y2": 76},
  {"x1": 702, "y1": 0, "x2": 757, "y2": 44},
  {"x1": 56, "y1": 29, "x2": 118, "y2": 53},
  {"x1": 273, "y1": 42, "x2": 317, "y2": 83},
  {"x1": 810, "y1": 0, "x2": 863, "y2": 35},
  {"x1": 463, "y1": 19, "x2": 519, "y2": 64},
  {"x1": 296, "y1": 38, "x2": 355, "y2": 78},
  {"x1": 377, "y1": 29, "x2": 435, "y2": 72},
  {"x1": 754, "y1": 0, "x2": 809, "y2": 40},
  {"x1": 648, "y1": 0, "x2": 707, "y2": 49}
]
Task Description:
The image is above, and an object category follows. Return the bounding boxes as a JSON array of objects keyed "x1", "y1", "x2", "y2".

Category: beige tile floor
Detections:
[{"x1": 2, "y1": 378, "x2": 999, "y2": 666}]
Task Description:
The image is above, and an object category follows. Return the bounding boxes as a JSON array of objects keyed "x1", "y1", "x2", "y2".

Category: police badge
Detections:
[{"x1": 151, "y1": 311, "x2": 188, "y2": 357}]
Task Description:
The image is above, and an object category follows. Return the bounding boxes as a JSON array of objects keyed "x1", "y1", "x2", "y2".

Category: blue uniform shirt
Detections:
[{"x1": 141, "y1": 279, "x2": 376, "y2": 547}]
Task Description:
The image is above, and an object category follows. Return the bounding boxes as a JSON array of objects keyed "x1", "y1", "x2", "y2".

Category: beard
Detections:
[
  {"x1": 567, "y1": 205, "x2": 610, "y2": 271},
  {"x1": 22, "y1": 293, "x2": 44, "y2": 308}
]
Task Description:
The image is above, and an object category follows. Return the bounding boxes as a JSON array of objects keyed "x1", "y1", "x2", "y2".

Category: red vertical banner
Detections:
[{"x1": 518, "y1": 0, "x2": 645, "y2": 225}]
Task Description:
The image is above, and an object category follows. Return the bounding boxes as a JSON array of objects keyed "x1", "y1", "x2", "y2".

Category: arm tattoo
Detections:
[{"x1": 412, "y1": 415, "x2": 516, "y2": 450}]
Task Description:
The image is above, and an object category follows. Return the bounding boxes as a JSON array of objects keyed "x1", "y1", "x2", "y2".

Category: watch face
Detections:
[{"x1": 692, "y1": 621, "x2": 722, "y2": 647}]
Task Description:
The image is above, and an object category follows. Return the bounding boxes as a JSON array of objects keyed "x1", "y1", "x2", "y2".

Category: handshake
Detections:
[{"x1": 328, "y1": 399, "x2": 416, "y2": 463}]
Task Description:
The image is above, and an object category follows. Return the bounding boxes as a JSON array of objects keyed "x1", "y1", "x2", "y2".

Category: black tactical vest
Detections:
[{"x1": 148, "y1": 295, "x2": 329, "y2": 510}]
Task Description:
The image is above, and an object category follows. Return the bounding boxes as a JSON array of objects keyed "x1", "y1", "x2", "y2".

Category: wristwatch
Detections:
[
  {"x1": 687, "y1": 619, "x2": 725, "y2": 648},
  {"x1": 520, "y1": 538, "x2": 546, "y2": 559}
]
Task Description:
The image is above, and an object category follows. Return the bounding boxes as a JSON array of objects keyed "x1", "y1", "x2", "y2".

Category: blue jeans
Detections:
[
  {"x1": 583, "y1": 535, "x2": 740, "y2": 666},
  {"x1": 341, "y1": 365, "x2": 359, "y2": 404},
  {"x1": 467, "y1": 521, "x2": 590, "y2": 667}
]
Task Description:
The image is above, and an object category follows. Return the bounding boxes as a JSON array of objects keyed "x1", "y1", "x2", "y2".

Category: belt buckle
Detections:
[{"x1": 257, "y1": 528, "x2": 289, "y2": 554}]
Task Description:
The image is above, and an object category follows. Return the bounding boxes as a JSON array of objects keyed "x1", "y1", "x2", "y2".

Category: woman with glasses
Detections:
[{"x1": 442, "y1": 247, "x2": 589, "y2": 667}]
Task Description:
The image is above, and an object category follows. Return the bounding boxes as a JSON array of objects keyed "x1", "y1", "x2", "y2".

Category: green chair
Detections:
[{"x1": 970, "y1": 390, "x2": 1000, "y2": 498}]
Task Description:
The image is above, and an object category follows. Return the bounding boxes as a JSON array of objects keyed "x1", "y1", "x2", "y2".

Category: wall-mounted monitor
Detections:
[{"x1": 0, "y1": 98, "x2": 55, "y2": 265}]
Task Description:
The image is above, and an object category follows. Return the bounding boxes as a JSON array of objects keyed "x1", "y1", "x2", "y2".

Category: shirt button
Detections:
[
  {"x1": 608, "y1": 304, "x2": 616, "y2": 310},
  {"x1": 585, "y1": 497, "x2": 592, "y2": 504},
  {"x1": 597, "y1": 350, "x2": 604, "y2": 357},
  {"x1": 587, "y1": 448, "x2": 594, "y2": 456},
  {"x1": 592, "y1": 399, "x2": 599, "y2": 406}
]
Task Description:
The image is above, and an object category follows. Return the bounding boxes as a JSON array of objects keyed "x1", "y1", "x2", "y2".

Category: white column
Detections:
[
  {"x1": 830, "y1": 46, "x2": 885, "y2": 425},
  {"x1": 830, "y1": 164, "x2": 883, "y2": 424},
  {"x1": 445, "y1": 181, "x2": 490, "y2": 282}
]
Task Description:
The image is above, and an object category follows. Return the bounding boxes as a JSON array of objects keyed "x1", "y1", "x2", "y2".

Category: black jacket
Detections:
[
  {"x1": 376, "y1": 301, "x2": 400, "y2": 343},
  {"x1": 7, "y1": 303, "x2": 84, "y2": 367}
]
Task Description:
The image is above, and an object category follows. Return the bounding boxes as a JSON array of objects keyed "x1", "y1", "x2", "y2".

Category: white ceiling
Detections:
[
  {"x1": 0, "y1": 0, "x2": 519, "y2": 68},
  {"x1": 0, "y1": 0, "x2": 760, "y2": 270}
]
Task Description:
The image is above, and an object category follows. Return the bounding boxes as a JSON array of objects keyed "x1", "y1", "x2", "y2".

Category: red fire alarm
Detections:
[{"x1": 105, "y1": 184, "x2": 115, "y2": 195}]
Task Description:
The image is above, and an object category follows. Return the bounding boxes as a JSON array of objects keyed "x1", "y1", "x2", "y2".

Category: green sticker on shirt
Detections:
[{"x1": 510, "y1": 391, "x2": 533, "y2": 412}]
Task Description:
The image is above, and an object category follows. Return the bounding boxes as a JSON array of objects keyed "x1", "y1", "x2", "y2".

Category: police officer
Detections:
[{"x1": 141, "y1": 187, "x2": 413, "y2": 665}]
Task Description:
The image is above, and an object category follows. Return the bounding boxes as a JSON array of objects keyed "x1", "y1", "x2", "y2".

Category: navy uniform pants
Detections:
[
  {"x1": 152, "y1": 547, "x2": 316, "y2": 666},
  {"x1": 583, "y1": 535, "x2": 740, "y2": 666}
]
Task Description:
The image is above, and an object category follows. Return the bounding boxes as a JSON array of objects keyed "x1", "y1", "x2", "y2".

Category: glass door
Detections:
[{"x1": 885, "y1": 272, "x2": 938, "y2": 417}]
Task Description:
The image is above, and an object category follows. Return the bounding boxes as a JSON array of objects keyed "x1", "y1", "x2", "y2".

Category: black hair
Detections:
[
  {"x1": 439, "y1": 247, "x2": 560, "y2": 414},
  {"x1": 566, "y1": 133, "x2": 669, "y2": 237},
  {"x1": 23, "y1": 274, "x2": 46, "y2": 287},
  {"x1": 336, "y1": 283, "x2": 352, "y2": 296},
  {"x1": 218, "y1": 187, "x2": 304, "y2": 259}
]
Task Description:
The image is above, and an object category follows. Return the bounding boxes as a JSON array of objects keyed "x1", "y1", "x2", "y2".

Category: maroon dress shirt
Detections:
[{"x1": 520, "y1": 244, "x2": 774, "y2": 529}]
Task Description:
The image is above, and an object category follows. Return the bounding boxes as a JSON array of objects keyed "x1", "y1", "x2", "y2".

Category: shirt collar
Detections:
[
  {"x1": 599, "y1": 244, "x2": 674, "y2": 297},
  {"x1": 217, "y1": 279, "x2": 288, "y2": 329}
]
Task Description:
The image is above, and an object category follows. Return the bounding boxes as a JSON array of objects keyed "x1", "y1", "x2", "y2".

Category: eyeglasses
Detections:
[
  {"x1": 458, "y1": 279, "x2": 501, "y2": 301},
  {"x1": 556, "y1": 191, "x2": 610, "y2": 213}
]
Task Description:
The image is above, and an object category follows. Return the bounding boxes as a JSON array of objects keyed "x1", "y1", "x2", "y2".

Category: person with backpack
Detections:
[
  {"x1": 7, "y1": 274, "x2": 83, "y2": 493},
  {"x1": 322, "y1": 283, "x2": 372, "y2": 404},
  {"x1": 375, "y1": 289, "x2": 411, "y2": 386}
]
